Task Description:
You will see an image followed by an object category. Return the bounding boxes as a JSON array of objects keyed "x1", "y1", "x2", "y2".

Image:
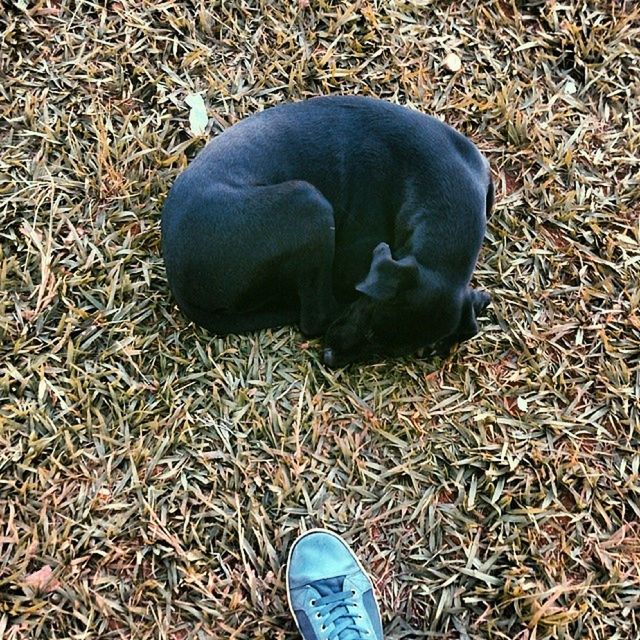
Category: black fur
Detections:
[{"x1": 161, "y1": 96, "x2": 493, "y2": 366}]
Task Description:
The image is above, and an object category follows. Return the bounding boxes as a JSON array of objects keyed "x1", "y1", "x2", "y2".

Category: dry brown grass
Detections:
[{"x1": 1, "y1": 1, "x2": 639, "y2": 638}]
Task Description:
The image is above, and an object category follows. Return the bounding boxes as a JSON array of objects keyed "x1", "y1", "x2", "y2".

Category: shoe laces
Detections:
[{"x1": 311, "y1": 589, "x2": 369, "y2": 640}]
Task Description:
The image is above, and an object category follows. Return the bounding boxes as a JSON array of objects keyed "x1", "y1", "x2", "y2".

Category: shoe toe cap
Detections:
[{"x1": 288, "y1": 531, "x2": 359, "y2": 588}]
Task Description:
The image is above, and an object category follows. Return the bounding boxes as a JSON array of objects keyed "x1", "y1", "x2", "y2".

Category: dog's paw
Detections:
[
  {"x1": 430, "y1": 338, "x2": 455, "y2": 359},
  {"x1": 323, "y1": 347, "x2": 338, "y2": 367},
  {"x1": 473, "y1": 290, "x2": 491, "y2": 316}
]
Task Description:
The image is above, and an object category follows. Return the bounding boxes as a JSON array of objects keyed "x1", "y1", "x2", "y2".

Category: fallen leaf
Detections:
[
  {"x1": 565, "y1": 80, "x2": 577, "y2": 95},
  {"x1": 516, "y1": 396, "x2": 528, "y2": 412},
  {"x1": 20, "y1": 308, "x2": 37, "y2": 322},
  {"x1": 185, "y1": 93, "x2": 208, "y2": 135},
  {"x1": 23, "y1": 565, "x2": 60, "y2": 593},
  {"x1": 443, "y1": 52, "x2": 462, "y2": 73}
]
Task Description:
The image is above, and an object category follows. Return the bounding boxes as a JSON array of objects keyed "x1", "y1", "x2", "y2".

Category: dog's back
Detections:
[{"x1": 169, "y1": 96, "x2": 488, "y2": 216}]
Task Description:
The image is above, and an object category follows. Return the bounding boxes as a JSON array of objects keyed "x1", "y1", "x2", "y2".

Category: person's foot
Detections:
[{"x1": 286, "y1": 528, "x2": 383, "y2": 640}]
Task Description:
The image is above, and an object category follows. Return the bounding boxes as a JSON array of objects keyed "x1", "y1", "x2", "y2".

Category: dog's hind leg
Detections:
[
  {"x1": 163, "y1": 179, "x2": 337, "y2": 336},
  {"x1": 241, "y1": 180, "x2": 337, "y2": 336},
  {"x1": 292, "y1": 190, "x2": 337, "y2": 336}
]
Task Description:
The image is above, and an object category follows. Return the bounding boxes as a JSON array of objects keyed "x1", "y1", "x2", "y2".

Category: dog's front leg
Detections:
[
  {"x1": 435, "y1": 288, "x2": 491, "y2": 356},
  {"x1": 298, "y1": 278, "x2": 338, "y2": 337}
]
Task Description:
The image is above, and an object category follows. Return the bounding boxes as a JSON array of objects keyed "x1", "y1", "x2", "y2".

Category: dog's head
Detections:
[{"x1": 323, "y1": 243, "x2": 488, "y2": 367}]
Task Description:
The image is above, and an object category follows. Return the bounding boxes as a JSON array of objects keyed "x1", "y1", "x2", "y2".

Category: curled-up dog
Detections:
[{"x1": 162, "y1": 96, "x2": 493, "y2": 367}]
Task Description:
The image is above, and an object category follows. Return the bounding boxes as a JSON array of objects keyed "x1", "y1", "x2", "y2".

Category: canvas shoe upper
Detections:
[{"x1": 286, "y1": 529, "x2": 384, "y2": 640}]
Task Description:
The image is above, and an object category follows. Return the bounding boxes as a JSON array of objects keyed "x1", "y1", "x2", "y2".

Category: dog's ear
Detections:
[{"x1": 355, "y1": 242, "x2": 419, "y2": 301}]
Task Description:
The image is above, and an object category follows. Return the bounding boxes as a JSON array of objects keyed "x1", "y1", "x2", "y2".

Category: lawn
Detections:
[{"x1": 1, "y1": 1, "x2": 639, "y2": 638}]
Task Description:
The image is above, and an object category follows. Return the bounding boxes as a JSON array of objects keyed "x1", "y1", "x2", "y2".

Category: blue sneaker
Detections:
[{"x1": 286, "y1": 529, "x2": 384, "y2": 640}]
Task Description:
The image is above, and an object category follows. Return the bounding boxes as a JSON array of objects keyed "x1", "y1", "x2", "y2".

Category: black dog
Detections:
[{"x1": 162, "y1": 96, "x2": 493, "y2": 366}]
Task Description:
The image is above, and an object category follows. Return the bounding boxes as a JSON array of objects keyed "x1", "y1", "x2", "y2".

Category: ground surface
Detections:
[{"x1": 1, "y1": 1, "x2": 639, "y2": 638}]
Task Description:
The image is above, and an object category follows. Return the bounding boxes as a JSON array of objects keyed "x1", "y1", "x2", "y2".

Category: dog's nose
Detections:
[{"x1": 323, "y1": 348, "x2": 336, "y2": 367}]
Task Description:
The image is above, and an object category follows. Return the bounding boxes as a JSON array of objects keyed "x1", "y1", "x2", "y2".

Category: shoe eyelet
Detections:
[
  {"x1": 310, "y1": 599, "x2": 316, "y2": 606},
  {"x1": 316, "y1": 612, "x2": 321, "y2": 619},
  {"x1": 351, "y1": 589, "x2": 356, "y2": 595}
]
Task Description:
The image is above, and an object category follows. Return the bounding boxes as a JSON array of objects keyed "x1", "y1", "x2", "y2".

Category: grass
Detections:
[{"x1": 1, "y1": 0, "x2": 639, "y2": 638}]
